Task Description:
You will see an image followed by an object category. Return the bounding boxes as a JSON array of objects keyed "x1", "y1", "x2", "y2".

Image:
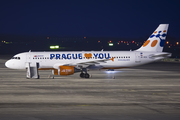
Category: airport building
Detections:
[{"x1": 0, "y1": 35, "x2": 179, "y2": 58}]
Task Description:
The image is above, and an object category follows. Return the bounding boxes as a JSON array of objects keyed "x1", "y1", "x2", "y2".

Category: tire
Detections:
[
  {"x1": 80, "y1": 73, "x2": 85, "y2": 78},
  {"x1": 84, "y1": 73, "x2": 90, "y2": 78}
]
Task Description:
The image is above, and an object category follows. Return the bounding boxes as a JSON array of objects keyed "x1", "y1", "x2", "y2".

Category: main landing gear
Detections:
[
  {"x1": 80, "y1": 72, "x2": 90, "y2": 78},
  {"x1": 80, "y1": 68, "x2": 90, "y2": 78}
]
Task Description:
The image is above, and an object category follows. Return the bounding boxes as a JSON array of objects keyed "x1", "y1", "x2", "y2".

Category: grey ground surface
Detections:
[{"x1": 0, "y1": 57, "x2": 180, "y2": 120}]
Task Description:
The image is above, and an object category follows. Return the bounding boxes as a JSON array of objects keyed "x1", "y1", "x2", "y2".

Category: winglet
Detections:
[{"x1": 110, "y1": 57, "x2": 115, "y2": 61}]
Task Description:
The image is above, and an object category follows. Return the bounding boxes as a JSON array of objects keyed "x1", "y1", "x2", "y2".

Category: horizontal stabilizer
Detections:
[{"x1": 149, "y1": 53, "x2": 171, "y2": 60}]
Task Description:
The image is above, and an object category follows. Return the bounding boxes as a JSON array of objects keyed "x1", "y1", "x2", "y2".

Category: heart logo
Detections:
[{"x1": 84, "y1": 53, "x2": 92, "y2": 59}]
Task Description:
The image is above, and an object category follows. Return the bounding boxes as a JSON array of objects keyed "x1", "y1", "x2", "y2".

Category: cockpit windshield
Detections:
[{"x1": 11, "y1": 57, "x2": 20, "y2": 60}]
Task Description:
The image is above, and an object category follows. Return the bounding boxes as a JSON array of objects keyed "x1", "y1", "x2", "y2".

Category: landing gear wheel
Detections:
[
  {"x1": 80, "y1": 73, "x2": 85, "y2": 78},
  {"x1": 84, "y1": 73, "x2": 90, "y2": 78}
]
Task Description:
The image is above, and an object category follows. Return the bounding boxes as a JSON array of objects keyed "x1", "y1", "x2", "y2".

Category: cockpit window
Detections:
[{"x1": 11, "y1": 57, "x2": 20, "y2": 60}]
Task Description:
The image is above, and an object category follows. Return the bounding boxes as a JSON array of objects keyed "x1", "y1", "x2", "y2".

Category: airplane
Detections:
[{"x1": 5, "y1": 24, "x2": 171, "y2": 79}]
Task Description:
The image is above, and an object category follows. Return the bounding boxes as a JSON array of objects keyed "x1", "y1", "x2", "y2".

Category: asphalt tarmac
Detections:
[{"x1": 0, "y1": 57, "x2": 180, "y2": 120}]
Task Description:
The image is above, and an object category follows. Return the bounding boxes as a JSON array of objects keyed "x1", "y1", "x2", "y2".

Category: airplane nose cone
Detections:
[
  {"x1": 5, "y1": 60, "x2": 10, "y2": 68},
  {"x1": 5, "y1": 60, "x2": 13, "y2": 68}
]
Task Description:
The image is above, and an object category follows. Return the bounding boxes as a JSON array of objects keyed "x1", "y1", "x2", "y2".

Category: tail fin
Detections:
[{"x1": 136, "y1": 24, "x2": 169, "y2": 52}]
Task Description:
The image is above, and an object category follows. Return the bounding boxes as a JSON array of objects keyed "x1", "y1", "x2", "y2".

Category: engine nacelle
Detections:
[
  {"x1": 52, "y1": 66, "x2": 75, "y2": 75},
  {"x1": 59, "y1": 66, "x2": 74, "y2": 75}
]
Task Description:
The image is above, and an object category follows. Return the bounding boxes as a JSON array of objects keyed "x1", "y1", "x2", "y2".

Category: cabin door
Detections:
[{"x1": 135, "y1": 52, "x2": 141, "y2": 63}]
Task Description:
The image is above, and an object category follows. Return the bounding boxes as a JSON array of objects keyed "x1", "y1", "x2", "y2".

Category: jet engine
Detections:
[{"x1": 52, "y1": 66, "x2": 80, "y2": 75}]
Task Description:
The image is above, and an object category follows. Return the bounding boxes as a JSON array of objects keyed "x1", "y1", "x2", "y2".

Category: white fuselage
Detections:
[
  {"x1": 5, "y1": 51, "x2": 168, "y2": 70},
  {"x1": 4, "y1": 24, "x2": 171, "y2": 78}
]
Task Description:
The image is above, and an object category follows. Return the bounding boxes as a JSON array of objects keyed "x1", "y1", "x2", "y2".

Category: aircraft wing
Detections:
[
  {"x1": 64, "y1": 57, "x2": 115, "y2": 67},
  {"x1": 53, "y1": 57, "x2": 115, "y2": 69}
]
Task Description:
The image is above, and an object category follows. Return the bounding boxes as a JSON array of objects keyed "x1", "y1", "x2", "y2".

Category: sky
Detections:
[{"x1": 0, "y1": 0, "x2": 180, "y2": 38}]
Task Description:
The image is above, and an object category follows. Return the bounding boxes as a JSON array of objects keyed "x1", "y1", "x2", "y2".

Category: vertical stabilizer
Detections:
[{"x1": 136, "y1": 24, "x2": 169, "y2": 52}]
